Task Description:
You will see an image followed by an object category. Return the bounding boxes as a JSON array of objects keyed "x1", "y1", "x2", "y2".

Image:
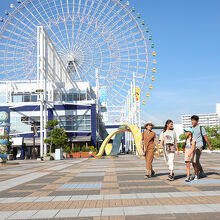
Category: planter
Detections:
[
  {"x1": 80, "y1": 152, "x2": 90, "y2": 158},
  {"x1": 72, "y1": 152, "x2": 80, "y2": 158},
  {"x1": 89, "y1": 152, "x2": 97, "y2": 157},
  {"x1": 66, "y1": 153, "x2": 71, "y2": 158},
  {"x1": 43, "y1": 156, "x2": 52, "y2": 161}
]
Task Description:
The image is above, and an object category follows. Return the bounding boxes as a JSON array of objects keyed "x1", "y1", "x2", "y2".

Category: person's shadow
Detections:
[
  {"x1": 198, "y1": 171, "x2": 220, "y2": 178},
  {"x1": 152, "y1": 172, "x2": 219, "y2": 180}
]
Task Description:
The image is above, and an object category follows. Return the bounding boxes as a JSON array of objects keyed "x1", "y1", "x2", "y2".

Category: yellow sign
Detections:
[{"x1": 134, "y1": 87, "x2": 140, "y2": 103}]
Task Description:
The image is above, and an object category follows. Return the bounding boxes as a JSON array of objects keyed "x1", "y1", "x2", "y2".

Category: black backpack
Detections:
[{"x1": 200, "y1": 126, "x2": 207, "y2": 150}]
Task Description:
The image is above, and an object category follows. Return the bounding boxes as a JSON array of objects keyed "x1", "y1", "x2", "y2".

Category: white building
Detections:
[
  {"x1": 173, "y1": 124, "x2": 184, "y2": 141},
  {"x1": 216, "y1": 103, "x2": 220, "y2": 117},
  {"x1": 181, "y1": 103, "x2": 220, "y2": 129},
  {"x1": 0, "y1": 27, "x2": 108, "y2": 159}
]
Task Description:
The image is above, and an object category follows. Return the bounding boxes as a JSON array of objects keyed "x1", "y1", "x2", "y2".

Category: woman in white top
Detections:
[{"x1": 160, "y1": 120, "x2": 179, "y2": 181}]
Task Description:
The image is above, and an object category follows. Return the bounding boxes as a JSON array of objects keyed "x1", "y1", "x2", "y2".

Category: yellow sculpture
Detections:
[{"x1": 96, "y1": 124, "x2": 142, "y2": 158}]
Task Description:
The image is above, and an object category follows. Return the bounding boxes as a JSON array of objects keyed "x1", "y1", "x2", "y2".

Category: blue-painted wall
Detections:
[
  {"x1": 1, "y1": 104, "x2": 95, "y2": 143},
  {"x1": 0, "y1": 106, "x2": 11, "y2": 133},
  {"x1": 91, "y1": 104, "x2": 97, "y2": 147}
]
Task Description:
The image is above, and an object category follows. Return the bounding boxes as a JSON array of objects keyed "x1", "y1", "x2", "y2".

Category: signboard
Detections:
[
  {"x1": 99, "y1": 88, "x2": 107, "y2": 108},
  {"x1": 12, "y1": 137, "x2": 23, "y2": 146},
  {"x1": 0, "y1": 112, "x2": 8, "y2": 122},
  {"x1": 135, "y1": 87, "x2": 140, "y2": 104},
  {"x1": 0, "y1": 128, "x2": 4, "y2": 136},
  {"x1": 36, "y1": 89, "x2": 44, "y2": 93}
]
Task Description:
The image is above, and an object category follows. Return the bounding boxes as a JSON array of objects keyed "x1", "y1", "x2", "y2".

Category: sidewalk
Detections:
[{"x1": 0, "y1": 154, "x2": 219, "y2": 219}]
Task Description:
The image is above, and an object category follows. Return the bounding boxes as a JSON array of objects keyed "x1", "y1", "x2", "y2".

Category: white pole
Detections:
[
  {"x1": 138, "y1": 102, "x2": 141, "y2": 129},
  {"x1": 95, "y1": 68, "x2": 99, "y2": 111},
  {"x1": 40, "y1": 94, "x2": 44, "y2": 158},
  {"x1": 95, "y1": 68, "x2": 99, "y2": 141},
  {"x1": 37, "y1": 27, "x2": 40, "y2": 82},
  {"x1": 39, "y1": 27, "x2": 44, "y2": 158},
  {"x1": 130, "y1": 82, "x2": 135, "y2": 152},
  {"x1": 43, "y1": 29, "x2": 48, "y2": 156},
  {"x1": 133, "y1": 72, "x2": 137, "y2": 126},
  {"x1": 130, "y1": 82, "x2": 133, "y2": 125}
]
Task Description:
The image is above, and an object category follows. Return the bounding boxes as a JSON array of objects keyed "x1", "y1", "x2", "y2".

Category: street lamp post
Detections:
[
  {"x1": 95, "y1": 68, "x2": 100, "y2": 146},
  {"x1": 39, "y1": 93, "x2": 44, "y2": 158}
]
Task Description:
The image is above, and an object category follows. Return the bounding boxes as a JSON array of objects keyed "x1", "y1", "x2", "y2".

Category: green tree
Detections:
[
  {"x1": 44, "y1": 120, "x2": 68, "y2": 152},
  {"x1": 179, "y1": 133, "x2": 187, "y2": 141},
  {"x1": 204, "y1": 126, "x2": 220, "y2": 149},
  {"x1": 46, "y1": 120, "x2": 59, "y2": 130},
  {"x1": 204, "y1": 126, "x2": 220, "y2": 139}
]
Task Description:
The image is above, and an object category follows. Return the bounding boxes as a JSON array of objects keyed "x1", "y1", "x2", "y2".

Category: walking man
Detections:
[{"x1": 191, "y1": 115, "x2": 212, "y2": 178}]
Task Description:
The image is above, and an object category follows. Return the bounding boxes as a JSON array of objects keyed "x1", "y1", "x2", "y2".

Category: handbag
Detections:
[{"x1": 166, "y1": 143, "x2": 175, "y2": 152}]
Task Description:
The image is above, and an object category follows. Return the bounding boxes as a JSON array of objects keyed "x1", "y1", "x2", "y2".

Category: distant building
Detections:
[
  {"x1": 181, "y1": 103, "x2": 220, "y2": 129},
  {"x1": 173, "y1": 124, "x2": 184, "y2": 140},
  {"x1": 216, "y1": 103, "x2": 220, "y2": 117}
]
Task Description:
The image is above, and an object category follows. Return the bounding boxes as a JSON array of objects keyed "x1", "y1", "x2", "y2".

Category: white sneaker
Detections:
[
  {"x1": 185, "y1": 176, "x2": 190, "y2": 182},
  {"x1": 194, "y1": 175, "x2": 199, "y2": 181}
]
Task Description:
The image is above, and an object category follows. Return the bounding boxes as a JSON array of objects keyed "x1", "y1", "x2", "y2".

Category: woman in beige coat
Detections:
[{"x1": 141, "y1": 121, "x2": 158, "y2": 179}]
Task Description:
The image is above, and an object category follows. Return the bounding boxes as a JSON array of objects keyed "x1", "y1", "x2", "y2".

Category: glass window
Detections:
[
  {"x1": 10, "y1": 115, "x2": 33, "y2": 133},
  {"x1": 31, "y1": 95, "x2": 37, "y2": 102},
  {"x1": 23, "y1": 95, "x2": 30, "y2": 102},
  {"x1": 54, "y1": 115, "x2": 91, "y2": 131},
  {"x1": 80, "y1": 93, "x2": 86, "y2": 100},
  {"x1": 12, "y1": 95, "x2": 23, "y2": 103},
  {"x1": 73, "y1": 93, "x2": 78, "y2": 101},
  {"x1": 66, "y1": 121, "x2": 72, "y2": 126},
  {"x1": 54, "y1": 92, "x2": 60, "y2": 101},
  {"x1": 62, "y1": 94, "x2": 66, "y2": 101},
  {"x1": 0, "y1": 93, "x2": 6, "y2": 103},
  {"x1": 85, "y1": 120, "x2": 91, "y2": 125},
  {"x1": 17, "y1": 95, "x2": 23, "y2": 102},
  {"x1": 67, "y1": 94, "x2": 72, "y2": 101},
  {"x1": 85, "y1": 115, "x2": 91, "y2": 119},
  {"x1": 78, "y1": 116, "x2": 84, "y2": 120}
]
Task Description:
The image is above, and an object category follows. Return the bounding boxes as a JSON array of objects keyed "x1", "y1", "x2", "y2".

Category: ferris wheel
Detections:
[{"x1": 0, "y1": 0, "x2": 156, "y2": 121}]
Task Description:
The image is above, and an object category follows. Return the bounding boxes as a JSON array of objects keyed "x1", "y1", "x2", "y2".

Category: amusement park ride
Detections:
[{"x1": 0, "y1": 0, "x2": 157, "y2": 161}]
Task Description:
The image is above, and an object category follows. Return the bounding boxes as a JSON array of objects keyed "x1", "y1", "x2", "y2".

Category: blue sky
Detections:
[
  {"x1": 0, "y1": 0, "x2": 220, "y2": 125},
  {"x1": 134, "y1": 0, "x2": 220, "y2": 125}
]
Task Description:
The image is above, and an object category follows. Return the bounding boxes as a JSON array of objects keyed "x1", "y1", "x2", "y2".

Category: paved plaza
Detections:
[{"x1": 0, "y1": 153, "x2": 220, "y2": 219}]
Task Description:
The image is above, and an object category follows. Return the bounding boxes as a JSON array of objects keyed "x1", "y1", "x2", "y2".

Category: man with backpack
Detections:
[{"x1": 191, "y1": 115, "x2": 213, "y2": 178}]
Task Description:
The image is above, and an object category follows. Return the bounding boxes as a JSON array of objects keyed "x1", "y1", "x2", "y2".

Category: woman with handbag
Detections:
[
  {"x1": 160, "y1": 120, "x2": 179, "y2": 181},
  {"x1": 141, "y1": 121, "x2": 158, "y2": 179}
]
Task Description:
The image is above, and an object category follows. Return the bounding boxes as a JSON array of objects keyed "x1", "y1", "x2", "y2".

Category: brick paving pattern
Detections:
[{"x1": 0, "y1": 153, "x2": 219, "y2": 219}]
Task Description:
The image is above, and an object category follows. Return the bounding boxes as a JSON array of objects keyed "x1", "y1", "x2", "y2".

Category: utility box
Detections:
[{"x1": 55, "y1": 148, "x2": 63, "y2": 160}]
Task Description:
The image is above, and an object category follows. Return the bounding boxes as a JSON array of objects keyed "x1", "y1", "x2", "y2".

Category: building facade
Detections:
[
  {"x1": 0, "y1": 80, "x2": 107, "y2": 158},
  {"x1": 181, "y1": 103, "x2": 220, "y2": 129}
]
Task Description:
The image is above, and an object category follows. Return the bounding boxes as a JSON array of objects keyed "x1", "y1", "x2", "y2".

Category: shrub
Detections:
[
  {"x1": 72, "y1": 146, "x2": 80, "y2": 153},
  {"x1": 63, "y1": 146, "x2": 71, "y2": 153},
  {"x1": 81, "y1": 146, "x2": 86, "y2": 152},
  {"x1": 89, "y1": 146, "x2": 98, "y2": 153}
]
